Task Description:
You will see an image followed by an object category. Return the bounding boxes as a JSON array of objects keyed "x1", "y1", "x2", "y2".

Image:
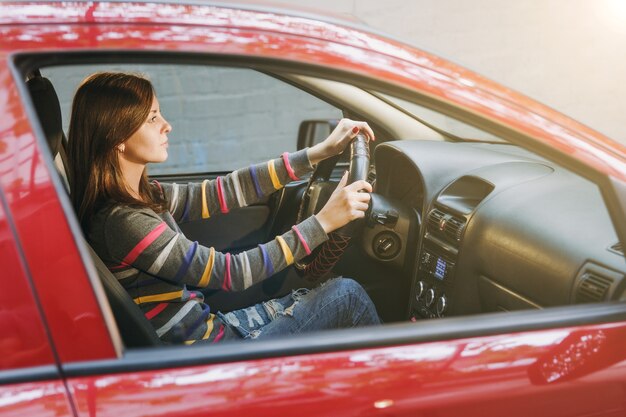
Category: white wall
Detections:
[{"x1": 277, "y1": 0, "x2": 626, "y2": 144}]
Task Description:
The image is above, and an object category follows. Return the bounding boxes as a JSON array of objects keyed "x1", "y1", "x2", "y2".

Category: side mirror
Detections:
[{"x1": 297, "y1": 119, "x2": 339, "y2": 150}]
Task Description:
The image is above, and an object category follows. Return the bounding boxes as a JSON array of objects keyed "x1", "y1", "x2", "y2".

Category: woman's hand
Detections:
[
  {"x1": 315, "y1": 171, "x2": 373, "y2": 234},
  {"x1": 307, "y1": 119, "x2": 375, "y2": 165}
]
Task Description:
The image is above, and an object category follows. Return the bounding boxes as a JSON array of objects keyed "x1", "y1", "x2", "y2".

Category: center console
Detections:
[
  {"x1": 410, "y1": 175, "x2": 494, "y2": 320},
  {"x1": 411, "y1": 209, "x2": 463, "y2": 319}
]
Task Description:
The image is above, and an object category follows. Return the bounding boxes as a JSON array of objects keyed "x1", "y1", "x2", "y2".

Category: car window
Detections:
[
  {"x1": 372, "y1": 91, "x2": 504, "y2": 142},
  {"x1": 33, "y1": 60, "x2": 625, "y2": 355},
  {"x1": 44, "y1": 64, "x2": 342, "y2": 174}
]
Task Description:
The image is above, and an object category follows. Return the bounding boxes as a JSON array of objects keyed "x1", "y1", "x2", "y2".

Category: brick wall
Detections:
[{"x1": 44, "y1": 65, "x2": 341, "y2": 174}]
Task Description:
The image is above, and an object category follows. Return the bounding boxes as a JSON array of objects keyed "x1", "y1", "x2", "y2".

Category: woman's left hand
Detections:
[{"x1": 307, "y1": 119, "x2": 375, "y2": 165}]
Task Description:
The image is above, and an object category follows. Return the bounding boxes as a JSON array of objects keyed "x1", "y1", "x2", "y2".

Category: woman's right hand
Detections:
[
  {"x1": 315, "y1": 171, "x2": 372, "y2": 234},
  {"x1": 307, "y1": 119, "x2": 375, "y2": 166}
]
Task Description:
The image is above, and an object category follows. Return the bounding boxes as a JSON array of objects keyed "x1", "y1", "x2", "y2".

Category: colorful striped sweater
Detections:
[{"x1": 88, "y1": 149, "x2": 328, "y2": 344}]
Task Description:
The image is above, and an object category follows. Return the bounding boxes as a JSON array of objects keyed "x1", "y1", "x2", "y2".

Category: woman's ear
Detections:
[{"x1": 117, "y1": 144, "x2": 125, "y2": 153}]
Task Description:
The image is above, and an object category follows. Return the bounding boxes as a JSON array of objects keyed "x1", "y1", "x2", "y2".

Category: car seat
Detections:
[{"x1": 25, "y1": 73, "x2": 70, "y2": 190}]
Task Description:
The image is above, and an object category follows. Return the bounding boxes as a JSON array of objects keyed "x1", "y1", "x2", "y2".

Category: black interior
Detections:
[
  {"x1": 26, "y1": 75, "x2": 63, "y2": 156},
  {"x1": 365, "y1": 140, "x2": 626, "y2": 321}
]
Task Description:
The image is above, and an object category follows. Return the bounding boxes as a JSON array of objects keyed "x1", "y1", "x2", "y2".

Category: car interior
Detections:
[{"x1": 17, "y1": 55, "x2": 626, "y2": 355}]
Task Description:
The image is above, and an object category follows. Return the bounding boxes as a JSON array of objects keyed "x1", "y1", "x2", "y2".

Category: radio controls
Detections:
[
  {"x1": 416, "y1": 246, "x2": 457, "y2": 319},
  {"x1": 415, "y1": 281, "x2": 427, "y2": 301},
  {"x1": 425, "y1": 288, "x2": 436, "y2": 307},
  {"x1": 436, "y1": 295, "x2": 447, "y2": 317}
]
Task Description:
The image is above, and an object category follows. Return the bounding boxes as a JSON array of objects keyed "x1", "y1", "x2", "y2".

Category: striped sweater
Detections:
[{"x1": 89, "y1": 149, "x2": 328, "y2": 344}]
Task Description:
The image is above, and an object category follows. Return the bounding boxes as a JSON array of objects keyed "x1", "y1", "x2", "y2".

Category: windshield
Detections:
[{"x1": 373, "y1": 92, "x2": 505, "y2": 142}]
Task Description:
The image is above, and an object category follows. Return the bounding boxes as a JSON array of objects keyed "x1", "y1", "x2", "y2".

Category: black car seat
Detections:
[
  {"x1": 26, "y1": 74, "x2": 70, "y2": 190},
  {"x1": 26, "y1": 73, "x2": 161, "y2": 347}
]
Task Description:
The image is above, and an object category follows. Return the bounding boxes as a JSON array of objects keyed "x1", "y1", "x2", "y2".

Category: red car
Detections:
[{"x1": 2, "y1": 2, "x2": 626, "y2": 416}]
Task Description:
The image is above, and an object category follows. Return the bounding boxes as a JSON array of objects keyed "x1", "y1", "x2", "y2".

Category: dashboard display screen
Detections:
[{"x1": 434, "y1": 257, "x2": 447, "y2": 280}]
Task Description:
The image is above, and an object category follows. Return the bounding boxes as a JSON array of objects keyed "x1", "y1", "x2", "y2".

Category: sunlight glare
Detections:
[{"x1": 600, "y1": 0, "x2": 626, "y2": 34}]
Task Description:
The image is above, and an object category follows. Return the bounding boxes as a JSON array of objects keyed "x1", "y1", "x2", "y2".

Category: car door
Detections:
[
  {"x1": 0, "y1": 168, "x2": 74, "y2": 417},
  {"x1": 61, "y1": 315, "x2": 626, "y2": 417}
]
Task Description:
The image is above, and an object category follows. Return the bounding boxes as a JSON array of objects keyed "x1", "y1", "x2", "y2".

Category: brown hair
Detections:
[{"x1": 67, "y1": 72, "x2": 165, "y2": 232}]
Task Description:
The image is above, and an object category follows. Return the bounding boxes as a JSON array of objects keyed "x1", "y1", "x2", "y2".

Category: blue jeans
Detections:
[{"x1": 217, "y1": 278, "x2": 380, "y2": 340}]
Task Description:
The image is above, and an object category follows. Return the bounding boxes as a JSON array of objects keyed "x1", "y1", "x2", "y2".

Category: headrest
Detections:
[{"x1": 26, "y1": 76, "x2": 63, "y2": 156}]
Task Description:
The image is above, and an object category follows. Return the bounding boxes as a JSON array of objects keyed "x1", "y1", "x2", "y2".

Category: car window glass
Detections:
[
  {"x1": 373, "y1": 91, "x2": 504, "y2": 142},
  {"x1": 44, "y1": 64, "x2": 342, "y2": 174}
]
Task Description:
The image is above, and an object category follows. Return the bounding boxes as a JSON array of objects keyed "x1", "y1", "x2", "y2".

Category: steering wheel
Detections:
[{"x1": 295, "y1": 134, "x2": 370, "y2": 280}]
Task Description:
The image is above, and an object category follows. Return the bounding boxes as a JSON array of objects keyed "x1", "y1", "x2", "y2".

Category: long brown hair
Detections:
[{"x1": 67, "y1": 72, "x2": 165, "y2": 232}]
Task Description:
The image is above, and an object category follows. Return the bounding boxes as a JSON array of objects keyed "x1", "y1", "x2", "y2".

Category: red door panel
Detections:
[
  {"x1": 0, "y1": 62, "x2": 116, "y2": 364},
  {"x1": 0, "y1": 380, "x2": 74, "y2": 417},
  {"x1": 0, "y1": 139, "x2": 73, "y2": 417},
  {"x1": 0, "y1": 183, "x2": 54, "y2": 371},
  {"x1": 67, "y1": 323, "x2": 626, "y2": 417}
]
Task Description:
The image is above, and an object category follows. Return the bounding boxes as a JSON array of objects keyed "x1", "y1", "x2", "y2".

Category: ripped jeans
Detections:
[{"x1": 217, "y1": 277, "x2": 380, "y2": 340}]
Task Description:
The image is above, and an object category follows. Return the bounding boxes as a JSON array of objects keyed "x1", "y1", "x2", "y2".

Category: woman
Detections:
[{"x1": 68, "y1": 72, "x2": 380, "y2": 344}]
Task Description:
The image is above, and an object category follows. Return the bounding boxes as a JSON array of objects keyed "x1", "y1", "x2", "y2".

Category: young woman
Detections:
[{"x1": 68, "y1": 72, "x2": 380, "y2": 344}]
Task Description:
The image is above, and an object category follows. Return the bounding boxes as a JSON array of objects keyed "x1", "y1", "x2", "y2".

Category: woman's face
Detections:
[{"x1": 121, "y1": 96, "x2": 172, "y2": 165}]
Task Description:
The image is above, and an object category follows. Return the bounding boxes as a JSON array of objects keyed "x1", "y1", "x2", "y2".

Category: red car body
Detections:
[{"x1": 1, "y1": 2, "x2": 626, "y2": 416}]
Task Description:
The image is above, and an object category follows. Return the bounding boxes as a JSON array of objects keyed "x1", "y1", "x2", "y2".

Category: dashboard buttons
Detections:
[
  {"x1": 425, "y1": 288, "x2": 436, "y2": 307},
  {"x1": 415, "y1": 243, "x2": 458, "y2": 319},
  {"x1": 436, "y1": 295, "x2": 447, "y2": 317},
  {"x1": 420, "y1": 251, "x2": 433, "y2": 268},
  {"x1": 415, "y1": 281, "x2": 426, "y2": 301}
]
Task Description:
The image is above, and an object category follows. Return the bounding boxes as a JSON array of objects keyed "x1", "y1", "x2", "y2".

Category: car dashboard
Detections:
[{"x1": 364, "y1": 140, "x2": 626, "y2": 320}]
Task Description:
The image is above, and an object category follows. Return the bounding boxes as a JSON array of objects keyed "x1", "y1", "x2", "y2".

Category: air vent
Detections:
[
  {"x1": 427, "y1": 208, "x2": 466, "y2": 245},
  {"x1": 609, "y1": 242, "x2": 624, "y2": 257},
  {"x1": 444, "y1": 216, "x2": 465, "y2": 243},
  {"x1": 576, "y1": 273, "x2": 613, "y2": 303},
  {"x1": 427, "y1": 209, "x2": 445, "y2": 231}
]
